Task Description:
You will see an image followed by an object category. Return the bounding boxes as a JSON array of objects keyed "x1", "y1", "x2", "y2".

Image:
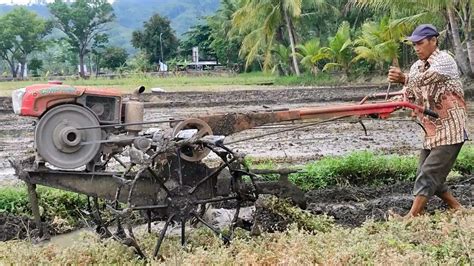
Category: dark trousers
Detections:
[{"x1": 413, "y1": 142, "x2": 464, "y2": 198}]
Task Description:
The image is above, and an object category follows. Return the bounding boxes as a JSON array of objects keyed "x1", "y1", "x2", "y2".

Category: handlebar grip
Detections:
[{"x1": 423, "y1": 108, "x2": 439, "y2": 119}]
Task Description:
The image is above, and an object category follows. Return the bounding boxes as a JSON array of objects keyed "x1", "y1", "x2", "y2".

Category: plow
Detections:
[{"x1": 10, "y1": 82, "x2": 438, "y2": 258}]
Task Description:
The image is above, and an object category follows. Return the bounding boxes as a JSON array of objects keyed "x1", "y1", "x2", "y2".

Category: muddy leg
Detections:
[
  {"x1": 437, "y1": 191, "x2": 463, "y2": 210},
  {"x1": 26, "y1": 182, "x2": 43, "y2": 237},
  {"x1": 406, "y1": 195, "x2": 429, "y2": 217}
]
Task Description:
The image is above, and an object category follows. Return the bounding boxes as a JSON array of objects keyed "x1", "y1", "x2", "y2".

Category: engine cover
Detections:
[{"x1": 14, "y1": 83, "x2": 122, "y2": 124}]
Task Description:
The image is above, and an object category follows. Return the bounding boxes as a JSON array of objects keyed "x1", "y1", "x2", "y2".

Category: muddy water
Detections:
[
  {"x1": 0, "y1": 100, "x2": 472, "y2": 185},
  {"x1": 0, "y1": 112, "x2": 35, "y2": 185}
]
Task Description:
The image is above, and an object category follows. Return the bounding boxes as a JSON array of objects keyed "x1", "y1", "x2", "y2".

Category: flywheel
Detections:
[
  {"x1": 35, "y1": 104, "x2": 102, "y2": 169},
  {"x1": 172, "y1": 118, "x2": 213, "y2": 162}
]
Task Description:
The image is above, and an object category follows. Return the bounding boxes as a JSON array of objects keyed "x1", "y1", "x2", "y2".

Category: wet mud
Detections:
[
  {"x1": 0, "y1": 214, "x2": 55, "y2": 241},
  {"x1": 252, "y1": 176, "x2": 473, "y2": 232},
  {"x1": 305, "y1": 176, "x2": 473, "y2": 227}
]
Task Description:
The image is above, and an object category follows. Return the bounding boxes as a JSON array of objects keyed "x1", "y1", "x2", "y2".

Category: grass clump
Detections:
[
  {"x1": 289, "y1": 145, "x2": 473, "y2": 191},
  {"x1": 0, "y1": 186, "x2": 30, "y2": 215},
  {"x1": 243, "y1": 157, "x2": 280, "y2": 181},
  {"x1": 454, "y1": 144, "x2": 474, "y2": 175},
  {"x1": 261, "y1": 196, "x2": 334, "y2": 232},
  {"x1": 0, "y1": 186, "x2": 88, "y2": 228},
  {"x1": 290, "y1": 151, "x2": 418, "y2": 191}
]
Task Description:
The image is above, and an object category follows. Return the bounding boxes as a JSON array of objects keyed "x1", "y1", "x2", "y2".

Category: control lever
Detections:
[{"x1": 423, "y1": 108, "x2": 439, "y2": 119}]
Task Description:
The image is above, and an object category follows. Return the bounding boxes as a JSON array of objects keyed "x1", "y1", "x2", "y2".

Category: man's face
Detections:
[{"x1": 413, "y1": 37, "x2": 437, "y2": 60}]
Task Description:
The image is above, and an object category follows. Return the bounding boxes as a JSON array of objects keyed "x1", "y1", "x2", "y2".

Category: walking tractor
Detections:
[{"x1": 10, "y1": 82, "x2": 438, "y2": 257}]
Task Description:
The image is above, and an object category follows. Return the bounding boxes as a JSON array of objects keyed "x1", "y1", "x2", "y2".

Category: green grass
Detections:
[
  {"x1": 240, "y1": 145, "x2": 473, "y2": 191},
  {"x1": 454, "y1": 144, "x2": 474, "y2": 175},
  {"x1": 0, "y1": 186, "x2": 88, "y2": 228},
  {"x1": 0, "y1": 145, "x2": 472, "y2": 225},
  {"x1": 290, "y1": 151, "x2": 418, "y2": 191},
  {"x1": 290, "y1": 145, "x2": 473, "y2": 191},
  {"x1": 0, "y1": 71, "x2": 391, "y2": 96},
  {"x1": 0, "y1": 147, "x2": 471, "y2": 263}
]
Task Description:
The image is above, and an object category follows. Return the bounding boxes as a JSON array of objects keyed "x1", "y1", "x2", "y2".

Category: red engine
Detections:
[{"x1": 13, "y1": 82, "x2": 123, "y2": 124}]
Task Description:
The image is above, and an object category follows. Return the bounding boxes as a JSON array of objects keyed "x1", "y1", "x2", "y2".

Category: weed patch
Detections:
[
  {"x1": 0, "y1": 186, "x2": 88, "y2": 228},
  {"x1": 289, "y1": 151, "x2": 418, "y2": 191},
  {"x1": 454, "y1": 144, "x2": 473, "y2": 175},
  {"x1": 290, "y1": 145, "x2": 473, "y2": 191},
  {"x1": 0, "y1": 210, "x2": 471, "y2": 264}
]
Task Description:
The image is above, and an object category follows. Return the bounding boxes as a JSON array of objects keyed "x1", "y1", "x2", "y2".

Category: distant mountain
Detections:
[
  {"x1": 0, "y1": 0, "x2": 220, "y2": 54},
  {"x1": 110, "y1": 0, "x2": 220, "y2": 53}
]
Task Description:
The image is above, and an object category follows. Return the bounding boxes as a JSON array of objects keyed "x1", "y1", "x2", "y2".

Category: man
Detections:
[{"x1": 388, "y1": 24, "x2": 468, "y2": 217}]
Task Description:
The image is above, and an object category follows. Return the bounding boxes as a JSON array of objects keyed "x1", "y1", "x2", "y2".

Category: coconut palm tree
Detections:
[
  {"x1": 352, "y1": 17, "x2": 407, "y2": 73},
  {"x1": 352, "y1": 0, "x2": 474, "y2": 77},
  {"x1": 295, "y1": 38, "x2": 323, "y2": 75},
  {"x1": 271, "y1": 43, "x2": 292, "y2": 75},
  {"x1": 232, "y1": 0, "x2": 336, "y2": 76},
  {"x1": 318, "y1": 21, "x2": 354, "y2": 76},
  {"x1": 232, "y1": 0, "x2": 304, "y2": 75}
]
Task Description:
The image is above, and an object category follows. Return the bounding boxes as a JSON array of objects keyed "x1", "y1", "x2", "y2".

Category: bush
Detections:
[
  {"x1": 454, "y1": 144, "x2": 473, "y2": 175},
  {"x1": 0, "y1": 186, "x2": 88, "y2": 227}
]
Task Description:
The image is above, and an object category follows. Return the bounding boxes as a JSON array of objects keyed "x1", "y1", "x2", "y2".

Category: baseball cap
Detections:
[{"x1": 406, "y1": 24, "x2": 439, "y2": 42}]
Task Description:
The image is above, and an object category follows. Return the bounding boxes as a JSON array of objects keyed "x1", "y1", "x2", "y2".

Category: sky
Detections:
[
  {"x1": 0, "y1": 0, "x2": 114, "y2": 4},
  {"x1": 0, "y1": 0, "x2": 36, "y2": 3}
]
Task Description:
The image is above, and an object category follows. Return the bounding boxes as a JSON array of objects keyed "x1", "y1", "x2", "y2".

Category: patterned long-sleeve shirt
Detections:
[{"x1": 404, "y1": 49, "x2": 468, "y2": 149}]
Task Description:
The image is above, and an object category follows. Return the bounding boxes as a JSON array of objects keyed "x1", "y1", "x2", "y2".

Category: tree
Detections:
[
  {"x1": 208, "y1": 0, "x2": 244, "y2": 70},
  {"x1": 0, "y1": 17, "x2": 18, "y2": 78},
  {"x1": 179, "y1": 23, "x2": 216, "y2": 61},
  {"x1": 0, "y1": 7, "x2": 51, "y2": 78},
  {"x1": 101, "y1": 47, "x2": 128, "y2": 71},
  {"x1": 353, "y1": 0, "x2": 474, "y2": 77},
  {"x1": 232, "y1": 0, "x2": 301, "y2": 74},
  {"x1": 127, "y1": 51, "x2": 152, "y2": 73},
  {"x1": 352, "y1": 17, "x2": 407, "y2": 73},
  {"x1": 318, "y1": 21, "x2": 354, "y2": 76},
  {"x1": 90, "y1": 34, "x2": 108, "y2": 75},
  {"x1": 48, "y1": 0, "x2": 115, "y2": 78},
  {"x1": 29, "y1": 58, "x2": 43, "y2": 77},
  {"x1": 271, "y1": 44, "x2": 292, "y2": 75},
  {"x1": 295, "y1": 38, "x2": 323, "y2": 75},
  {"x1": 41, "y1": 39, "x2": 79, "y2": 76},
  {"x1": 232, "y1": 0, "x2": 336, "y2": 75},
  {"x1": 131, "y1": 14, "x2": 179, "y2": 65}
]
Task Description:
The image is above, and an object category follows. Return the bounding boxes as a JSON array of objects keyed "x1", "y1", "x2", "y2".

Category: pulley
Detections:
[
  {"x1": 172, "y1": 118, "x2": 213, "y2": 162},
  {"x1": 35, "y1": 104, "x2": 102, "y2": 169}
]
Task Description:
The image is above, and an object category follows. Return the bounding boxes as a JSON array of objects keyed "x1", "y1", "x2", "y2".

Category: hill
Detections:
[{"x1": 0, "y1": 0, "x2": 220, "y2": 53}]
